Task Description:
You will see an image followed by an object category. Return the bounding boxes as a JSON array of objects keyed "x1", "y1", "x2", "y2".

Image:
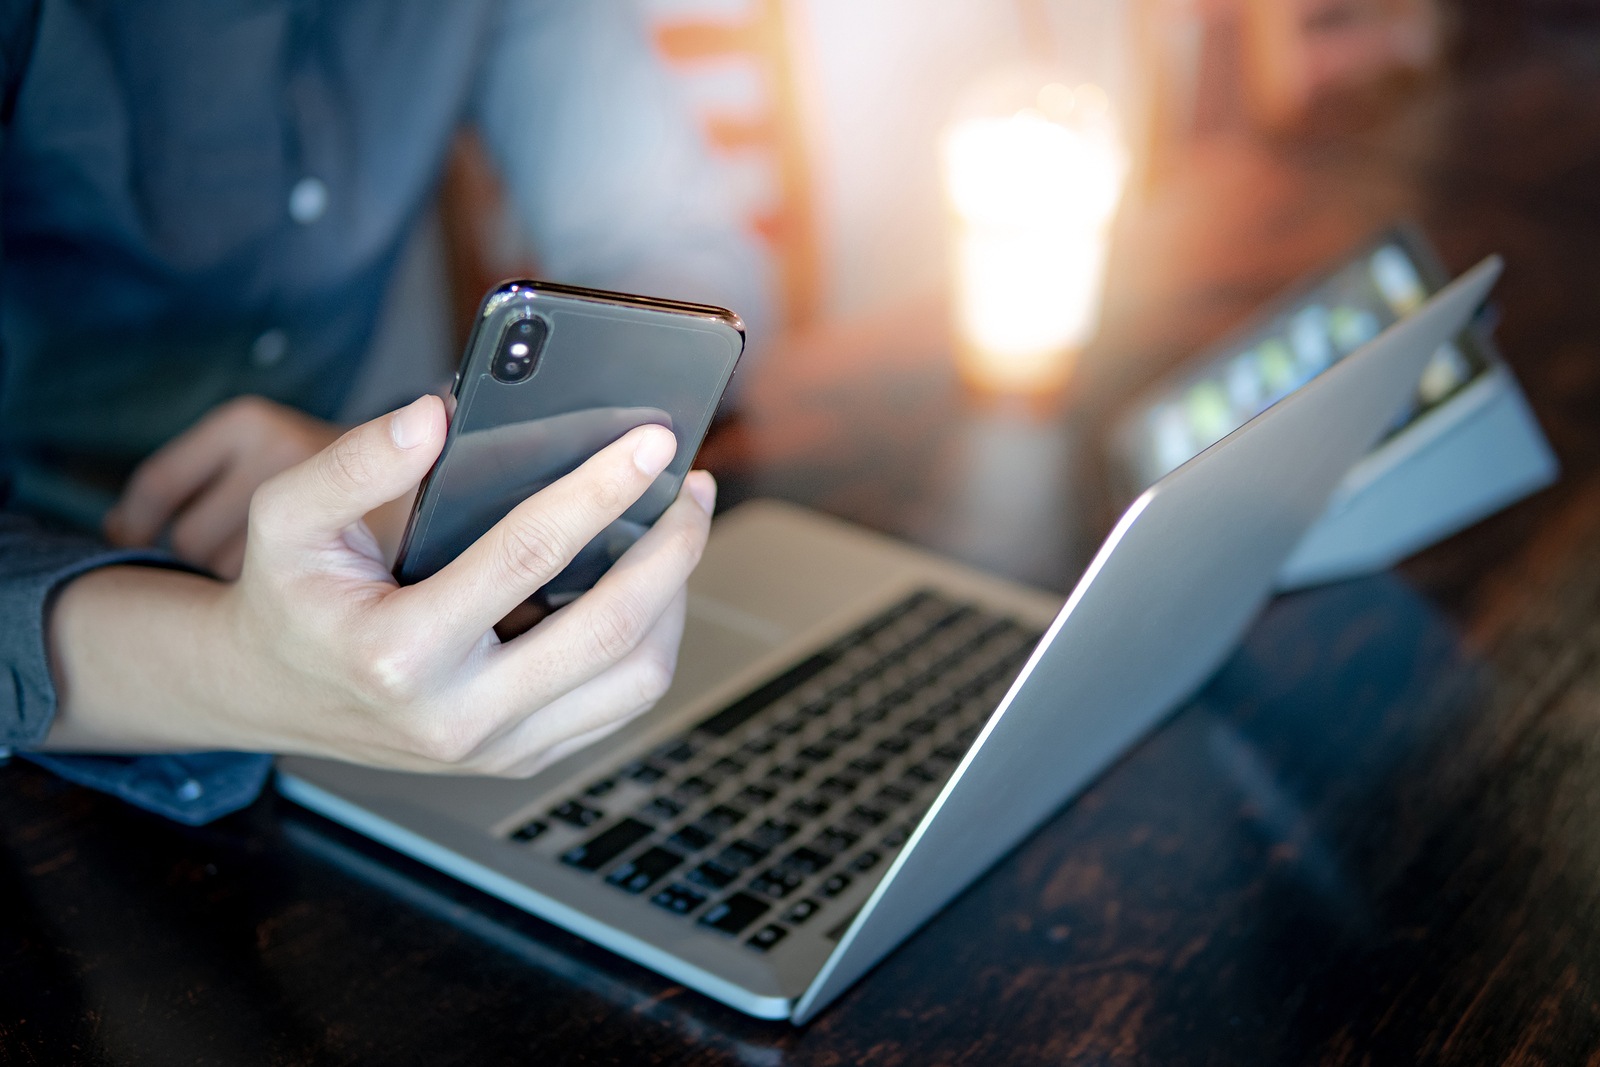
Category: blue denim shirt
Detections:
[{"x1": 0, "y1": 0, "x2": 770, "y2": 823}]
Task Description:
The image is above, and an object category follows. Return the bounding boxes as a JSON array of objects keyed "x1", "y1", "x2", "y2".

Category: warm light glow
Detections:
[{"x1": 941, "y1": 80, "x2": 1128, "y2": 394}]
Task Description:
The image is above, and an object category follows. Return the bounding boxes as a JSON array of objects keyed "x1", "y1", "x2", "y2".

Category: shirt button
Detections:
[
  {"x1": 288, "y1": 176, "x2": 328, "y2": 224},
  {"x1": 176, "y1": 778, "x2": 204, "y2": 802},
  {"x1": 252, "y1": 329, "x2": 289, "y2": 367}
]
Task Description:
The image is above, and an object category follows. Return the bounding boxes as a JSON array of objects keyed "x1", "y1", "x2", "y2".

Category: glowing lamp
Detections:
[{"x1": 941, "y1": 75, "x2": 1128, "y2": 395}]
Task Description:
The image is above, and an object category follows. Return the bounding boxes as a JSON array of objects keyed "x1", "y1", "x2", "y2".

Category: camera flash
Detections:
[{"x1": 510, "y1": 342, "x2": 529, "y2": 357}]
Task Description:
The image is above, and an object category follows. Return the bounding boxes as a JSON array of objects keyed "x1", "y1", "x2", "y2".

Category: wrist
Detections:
[{"x1": 44, "y1": 564, "x2": 245, "y2": 752}]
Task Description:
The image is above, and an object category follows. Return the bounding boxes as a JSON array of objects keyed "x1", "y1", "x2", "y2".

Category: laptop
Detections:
[{"x1": 278, "y1": 256, "x2": 1502, "y2": 1023}]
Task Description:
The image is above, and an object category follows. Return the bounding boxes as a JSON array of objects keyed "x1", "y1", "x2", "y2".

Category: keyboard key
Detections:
[
  {"x1": 935, "y1": 604, "x2": 978, "y2": 630},
  {"x1": 508, "y1": 819, "x2": 548, "y2": 842},
  {"x1": 826, "y1": 723, "x2": 863, "y2": 744},
  {"x1": 750, "y1": 819, "x2": 799, "y2": 849},
  {"x1": 650, "y1": 882, "x2": 708, "y2": 916},
  {"x1": 773, "y1": 718, "x2": 806, "y2": 737},
  {"x1": 876, "y1": 736, "x2": 911, "y2": 756},
  {"x1": 814, "y1": 827, "x2": 860, "y2": 855},
  {"x1": 694, "y1": 647, "x2": 843, "y2": 739},
  {"x1": 675, "y1": 776, "x2": 715, "y2": 799},
  {"x1": 848, "y1": 755, "x2": 886, "y2": 775},
  {"x1": 687, "y1": 860, "x2": 739, "y2": 890},
  {"x1": 741, "y1": 734, "x2": 778, "y2": 756},
  {"x1": 817, "y1": 776, "x2": 855, "y2": 800},
  {"x1": 606, "y1": 846, "x2": 685, "y2": 894},
  {"x1": 782, "y1": 847, "x2": 831, "y2": 875},
  {"x1": 852, "y1": 703, "x2": 890, "y2": 726},
  {"x1": 797, "y1": 743, "x2": 836, "y2": 765},
  {"x1": 623, "y1": 760, "x2": 666, "y2": 785},
  {"x1": 640, "y1": 796, "x2": 685, "y2": 823},
  {"x1": 977, "y1": 617, "x2": 1023, "y2": 644},
  {"x1": 699, "y1": 805, "x2": 746, "y2": 833},
  {"x1": 787, "y1": 794, "x2": 831, "y2": 820},
  {"x1": 767, "y1": 762, "x2": 807, "y2": 784},
  {"x1": 783, "y1": 898, "x2": 821, "y2": 925},
  {"x1": 549, "y1": 800, "x2": 604, "y2": 829},
  {"x1": 714, "y1": 840, "x2": 768, "y2": 872},
  {"x1": 956, "y1": 674, "x2": 996, "y2": 701},
  {"x1": 883, "y1": 684, "x2": 921, "y2": 710},
  {"x1": 905, "y1": 715, "x2": 938, "y2": 736},
  {"x1": 748, "y1": 867, "x2": 804, "y2": 899},
  {"x1": 709, "y1": 756, "x2": 746, "y2": 778},
  {"x1": 583, "y1": 778, "x2": 617, "y2": 798},
  {"x1": 881, "y1": 824, "x2": 914, "y2": 849},
  {"x1": 876, "y1": 784, "x2": 915, "y2": 807},
  {"x1": 847, "y1": 850, "x2": 882, "y2": 873},
  {"x1": 818, "y1": 872, "x2": 853, "y2": 898},
  {"x1": 902, "y1": 762, "x2": 938, "y2": 784},
  {"x1": 668, "y1": 824, "x2": 716, "y2": 853},
  {"x1": 698, "y1": 892, "x2": 771, "y2": 936},
  {"x1": 734, "y1": 784, "x2": 777, "y2": 807},
  {"x1": 561, "y1": 818, "x2": 653, "y2": 871},
  {"x1": 847, "y1": 804, "x2": 887, "y2": 828},
  {"x1": 746, "y1": 924, "x2": 789, "y2": 953},
  {"x1": 656, "y1": 739, "x2": 699, "y2": 763},
  {"x1": 932, "y1": 742, "x2": 967, "y2": 763}
]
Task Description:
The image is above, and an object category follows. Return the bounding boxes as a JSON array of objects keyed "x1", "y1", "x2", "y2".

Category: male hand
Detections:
[
  {"x1": 105, "y1": 396, "x2": 342, "y2": 579},
  {"x1": 49, "y1": 394, "x2": 716, "y2": 777}
]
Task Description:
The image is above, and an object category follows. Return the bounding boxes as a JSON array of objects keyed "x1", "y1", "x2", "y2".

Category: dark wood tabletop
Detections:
[{"x1": 8, "y1": 2, "x2": 1600, "y2": 1063}]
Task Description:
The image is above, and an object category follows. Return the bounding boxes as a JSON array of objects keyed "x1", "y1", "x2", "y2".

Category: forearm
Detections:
[
  {"x1": 33, "y1": 404, "x2": 712, "y2": 791},
  {"x1": 41, "y1": 565, "x2": 261, "y2": 753}
]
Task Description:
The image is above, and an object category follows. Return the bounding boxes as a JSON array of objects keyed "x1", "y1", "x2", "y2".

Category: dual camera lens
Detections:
[{"x1": 492, "y1": 315, "x2": 549, "y2": 383}]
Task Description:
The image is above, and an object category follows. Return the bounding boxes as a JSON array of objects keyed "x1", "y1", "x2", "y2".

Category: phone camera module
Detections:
[{"x1": 492, "y1": 315, "x2": 548, "y2": 383}]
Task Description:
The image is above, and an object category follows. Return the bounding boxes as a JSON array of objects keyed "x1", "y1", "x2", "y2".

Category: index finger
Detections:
[{"x1": 394, "y1": 423, "x2": 678, "y2": 651}]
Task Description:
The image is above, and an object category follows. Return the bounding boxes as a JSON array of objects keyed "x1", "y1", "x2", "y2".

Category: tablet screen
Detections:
[{"x1": 1117, "y1": 230, "x2": 1489, "y2": 490}]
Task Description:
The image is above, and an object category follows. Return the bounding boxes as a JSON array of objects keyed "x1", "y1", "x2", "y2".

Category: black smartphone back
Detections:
[{"x1": 393, "y1": 281, "x2": 744, "y2": 606}]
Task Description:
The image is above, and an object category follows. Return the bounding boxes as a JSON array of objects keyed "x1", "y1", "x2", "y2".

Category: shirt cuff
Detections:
[
  {"x1": 1, "y1": 538, "x2": 184, "y2": 748},
  {"x1": 20, "y1": 751, "x2": 274, "y2": 825},
  {"x1": 0, "y1": 518, "x2": 271, "y2": 823}
]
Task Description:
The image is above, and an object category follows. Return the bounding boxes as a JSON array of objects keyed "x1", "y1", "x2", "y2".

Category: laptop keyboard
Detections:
[{"x1": 505, "y1": 590, "x2": 1042, "y2": 955}]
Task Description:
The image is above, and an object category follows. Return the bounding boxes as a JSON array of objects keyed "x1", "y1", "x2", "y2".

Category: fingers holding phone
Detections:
[
  {"x1": 221, "y1": 403, "x2": 715, "y2": 776},
  {"x1": 458, "y1": 469, "x2": 718, "y2": 775},
  {"x1": 494, "y1": 583, "x2": 695, "y2": 779},
  {"x1": 399, "y1": 422, "x2": 680, "y2": 651}
]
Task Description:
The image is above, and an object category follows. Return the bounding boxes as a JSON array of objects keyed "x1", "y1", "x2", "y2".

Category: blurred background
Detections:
[
  {"x1": 433, "y1": 0, "x2": 1442, "y2": 333},
  {"x1": 380, "y1": 0, "x2": 1572, "y2": 590}
]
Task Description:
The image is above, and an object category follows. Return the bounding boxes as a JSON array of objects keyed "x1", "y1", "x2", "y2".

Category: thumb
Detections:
[{"x1": 251, "y1": 395, "x2": 445, "y2": 552}]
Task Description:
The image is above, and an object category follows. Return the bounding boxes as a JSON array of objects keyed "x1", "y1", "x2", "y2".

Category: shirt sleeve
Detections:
[
  {"x1": 0, "y1": 513, "x2": 274, "y2": 824},
  {"x1": 0, "y1": 11, "x2": 271, "y2": 824},
  {"x1": 469, "y1": 0, "x2": 775, "y2": 364}
]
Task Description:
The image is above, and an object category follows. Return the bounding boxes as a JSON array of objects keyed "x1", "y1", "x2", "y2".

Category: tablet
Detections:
[{"x1": 1112, "y1": 225, "x2": 1492, "y2": 493}]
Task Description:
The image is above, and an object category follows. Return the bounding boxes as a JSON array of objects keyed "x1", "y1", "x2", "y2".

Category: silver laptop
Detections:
[{"x1": 278, "y1": 257, "x2": 1501, "y2": 1023}]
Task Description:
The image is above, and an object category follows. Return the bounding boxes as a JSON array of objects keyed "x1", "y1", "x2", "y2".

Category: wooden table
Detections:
[{"x1": 7, "y1": 3, "x2": 1600, "y2": 1062}]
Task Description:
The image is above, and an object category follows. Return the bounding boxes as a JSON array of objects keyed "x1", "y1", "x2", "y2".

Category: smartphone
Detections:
[{"x1": 393, "y1": 280, "x2": 744, "y2": 609}]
